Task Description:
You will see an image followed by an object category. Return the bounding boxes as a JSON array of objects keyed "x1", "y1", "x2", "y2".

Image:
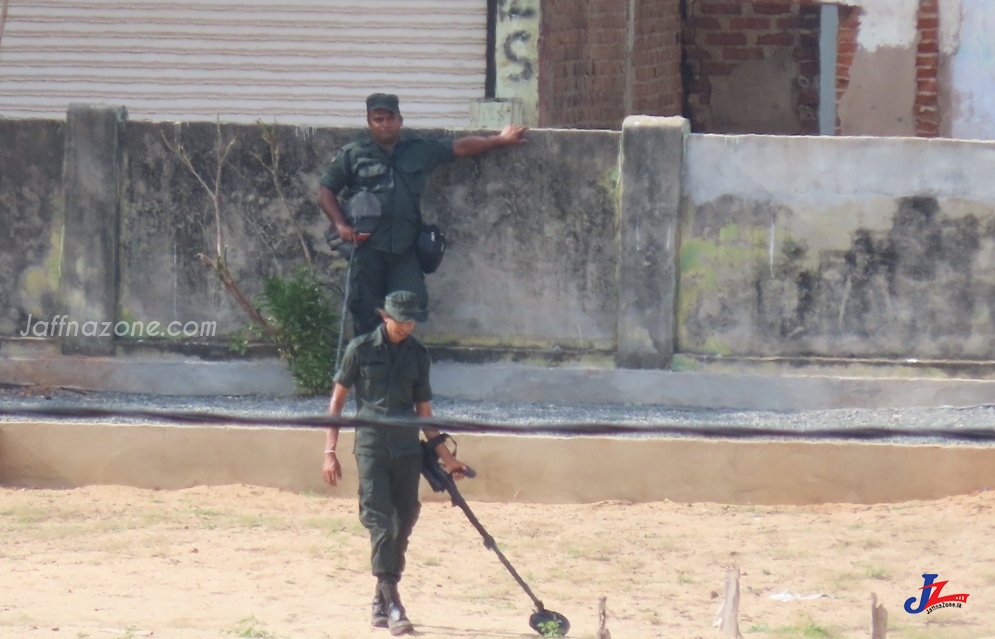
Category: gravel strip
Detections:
[{"x1": 1, "y1": 386, "x2": 993, "y2": 446}]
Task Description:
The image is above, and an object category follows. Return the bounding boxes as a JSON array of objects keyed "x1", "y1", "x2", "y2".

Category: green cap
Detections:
[
  {"x1": 366, "y1": 93, "x2": 400, "y2": 115},
  {"x1": 381, "y1": 290, "x2": 427, "y2": 323}
]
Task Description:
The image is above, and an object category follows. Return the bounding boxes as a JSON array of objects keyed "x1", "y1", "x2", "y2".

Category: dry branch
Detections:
[
  {"x1": 162, "y1": 120, "x2": 277, "y2": 335},
  {"x1": 250, "y1": 120, "x2": 312, "y2": 265}
]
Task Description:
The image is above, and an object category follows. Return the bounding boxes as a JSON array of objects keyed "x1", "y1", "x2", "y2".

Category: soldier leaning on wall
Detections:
[{"x1": 318, "y1": 93, "x2": 528, "y2": 336}]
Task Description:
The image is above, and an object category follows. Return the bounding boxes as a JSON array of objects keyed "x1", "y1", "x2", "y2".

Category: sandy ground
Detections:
[{"x1": 1, "y1": 484, "x2": 993, "y2": 639}]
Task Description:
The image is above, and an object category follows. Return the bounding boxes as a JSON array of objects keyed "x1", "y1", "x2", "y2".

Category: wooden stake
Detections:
[
  {"x1": 713, "y1": 565, "x2": 745, "y2": 639},
  {"x1": 870, "y1": 593, "x2": 888, "y2": 638},
  {"x1": 596, "y1": 596, "x2": 611, "y2": 639}
]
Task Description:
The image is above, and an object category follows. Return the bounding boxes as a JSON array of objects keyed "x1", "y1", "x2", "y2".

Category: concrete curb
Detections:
[
  {"x1": 2, "y1": 422, "x2": 993, "y2": 505},
  {"x1": 3, "y1": 355, "x2": 995, "y2": 409}
]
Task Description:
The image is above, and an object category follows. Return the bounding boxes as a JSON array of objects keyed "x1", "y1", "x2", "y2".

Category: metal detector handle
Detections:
[
  {"x1": 332, "y1": 248, "x2": 355, "y2": 373},
  {"x1": 443, "y1": 477, "x2": 546, "y2": 612}
]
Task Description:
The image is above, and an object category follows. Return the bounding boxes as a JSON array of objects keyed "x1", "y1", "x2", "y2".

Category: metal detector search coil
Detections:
[{"x1": 421, "y1": 435, "x2": 571, "y2": 636}]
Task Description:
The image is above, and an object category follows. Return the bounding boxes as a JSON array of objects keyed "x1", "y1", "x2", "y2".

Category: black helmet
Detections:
[{"x1": 416, "y1": 224, "x2": 446, "y2": 274}]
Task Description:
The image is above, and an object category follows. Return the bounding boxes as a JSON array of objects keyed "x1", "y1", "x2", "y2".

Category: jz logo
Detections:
[{"x1": 904, "y1": 574, "x2": 969, "y2": 614}]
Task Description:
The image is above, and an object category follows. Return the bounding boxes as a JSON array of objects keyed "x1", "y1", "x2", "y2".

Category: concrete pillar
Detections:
[
  {"x1": 616, "y1": 115, "x2": 689, "y2": 369},
  {"x1": 59, "y1": 104, "x2": 127, "y2": 355}
]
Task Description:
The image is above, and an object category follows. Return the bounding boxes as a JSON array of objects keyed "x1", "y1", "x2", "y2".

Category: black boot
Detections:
[
  {"x1": 379, "y1": 580, "x2": 414, "y2": 636},
  {"x1": 371, "y1": 583, "x2": 388, "y2": 628}
]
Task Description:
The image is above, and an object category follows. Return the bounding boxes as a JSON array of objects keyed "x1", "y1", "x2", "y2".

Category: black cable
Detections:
[{"x1": 1, "y1": 406, "x2": 993, "y2": 443}]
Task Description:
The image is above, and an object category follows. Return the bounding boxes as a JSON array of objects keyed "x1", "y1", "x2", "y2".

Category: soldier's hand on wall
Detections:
[{"x1": 499, "y1": 124, "x2": 528, "y2": 145}]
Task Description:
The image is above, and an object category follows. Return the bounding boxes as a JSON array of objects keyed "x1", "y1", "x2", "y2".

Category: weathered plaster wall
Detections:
[
  {"x1": 0, "y1": 119, "x2": 65, "y2": 337},
  {"x1": 681, "y1": 134, "x2": 995, "y2": 359},
  {"x1": 117, "y1": 121, "x2": 620, "y2": 352},
  {"x1": 943, "y1": 0, "x2": 995, "y2": 139},
  {"x1": 119, "y1": 122, "x2": 346, "y2": 336},
  {"x1": 837, "y1": 0, "x2": 919, "y2": 136},
  {"x1": 421, "y1": 130, "x2": 619, "y2": 349}
]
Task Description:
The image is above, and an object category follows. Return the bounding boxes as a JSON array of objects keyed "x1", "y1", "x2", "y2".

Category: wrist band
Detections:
[{"x1": 324, "y1": 449, "x2": 337, "y2": 454}]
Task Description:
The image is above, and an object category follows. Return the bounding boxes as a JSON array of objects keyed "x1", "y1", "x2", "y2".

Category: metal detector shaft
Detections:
[
  {"x1": 442, "y1": 476, "x2": 548, "y2": 612},
  {"x1": 333, "y1": 248, "x2": 355, "y2": 373}
]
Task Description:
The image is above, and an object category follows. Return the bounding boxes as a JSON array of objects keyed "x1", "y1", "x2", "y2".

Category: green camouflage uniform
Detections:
[
  {"x1": 320, "y1": 137, "x2": 455, "y2": 335},
  {"x1": 334, "y1": 324, "x2": 432, "y2": 579}
]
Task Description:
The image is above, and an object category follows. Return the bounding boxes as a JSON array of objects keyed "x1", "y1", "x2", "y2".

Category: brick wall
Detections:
[
  {"x1": 834, "y1": 4, "x2": 860, "y2": 134},
  {"x1": 632, "y1": 0, "x2": 684, "y2": 117},
  {"x1": 538, "y1": 0, "x2": 682, "y2": 129},
  {"x1": 915, "y1": 0, "x2": 940, "y2": 137},
  {"x1": 683, "y1": 0, "x2": 821, "y2": 134},
  {"x1": 539, "y1": 0, "x2": 626, "y2": 128}
]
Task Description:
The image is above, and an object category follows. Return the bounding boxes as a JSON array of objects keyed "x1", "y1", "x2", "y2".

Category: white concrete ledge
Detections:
[
  {"x1": 2, "y1": 422, "x2": 993, "y2": 505},
  {"x1": 4, "y1": 355, "x2": 995, "y2": 410}
]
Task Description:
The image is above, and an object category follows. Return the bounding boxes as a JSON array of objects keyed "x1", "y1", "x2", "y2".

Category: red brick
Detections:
[
  {"x1": 798, "y1": 89, "x2": 819, "y2": 106},
  {"x1": 684, "y1": 48, "x2": 714, "y2": 62},
  {"x1": 729, "y1": 17, "x2": 772, "y2": 29},
  {"x1": 752, "y1": 3, "x2": 795, "y2": 16},
  {"x1": 798, "y1": 60, "x2": 819, "y2": 76},
  {"x1": 837, "y1": 39, "x2": 858, "y2": 56},
  {"x1": 699, "y1": 2, "x2": 743, "y2": 15},
  {"x1": 724, "y1": 46, "x2": 766, "y2": 61},
  {"x1": 757, "y1": 32, "x2": 795, "y2": 46},
  {"x1": 701, "y1": 61, "x2": 737, "y2": 75},
  {"x1": 706, "y1": 31, "x2": 747, "y2": 46}
]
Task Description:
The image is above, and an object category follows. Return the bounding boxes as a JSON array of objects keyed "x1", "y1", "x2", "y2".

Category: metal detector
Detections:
[
  {"x1": 422, "y1": 439, "x2": 571, "y2": 636},
  {"x1": 328, "y1": 191, "x2": 382, "y2": 371}
]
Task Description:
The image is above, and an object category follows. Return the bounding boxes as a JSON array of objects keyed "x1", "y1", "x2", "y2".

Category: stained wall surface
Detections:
[
  {"x1": 8, "y1": 111, "x2": 995, "y2": 369},
  {"x1": 0, "y1": 119, "x2": 65, "y2": 338},
  {"x1": 942, "y1": 0, "x2": 995, "y2": 139},
  {"x1": 681, "y1": 133, "x2": 995, "y2": 359}
]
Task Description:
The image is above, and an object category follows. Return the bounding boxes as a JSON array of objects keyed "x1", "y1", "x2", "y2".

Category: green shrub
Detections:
[{"x1": 258, "y1": 266, "x2": 340, "y2": 396}]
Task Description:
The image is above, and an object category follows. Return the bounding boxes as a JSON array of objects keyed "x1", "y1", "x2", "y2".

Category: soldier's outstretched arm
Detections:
[{"x1": 453, "y1": 124, "x2": 528, "y2": 157}]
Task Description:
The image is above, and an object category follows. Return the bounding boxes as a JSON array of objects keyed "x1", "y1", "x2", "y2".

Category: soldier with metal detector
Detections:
[
  {"x1": 318, "y1": 93, "x2": 527, "y2": 338},
  {"x1": 322, "y1": 290, "x2": 469, "y2": 636}
]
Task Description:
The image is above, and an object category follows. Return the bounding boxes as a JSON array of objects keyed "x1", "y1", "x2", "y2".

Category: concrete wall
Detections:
[
  {"x1": 0, "y1": 119, "x2": 65, "y2": 338},
  {"x1": 9, "y1": 108, "x2": 995, "y2": 373},
  {"x1": 1, "y1": 108, "x2": 625, "y2": 363},
  {"x1": 421, "y1": 130, "x2": 619, "y2": 350},
  {"x1": 118, "y1": 121, "x2": 349, "y2": 335},
  {"x1": 681, "y1": 134, "x2": 995, "y2": 359},
  {"x1": 942, "y1": 0, "x2": 995, "y2": 139},
  {"x1": 3, "y1": 421, "x2": 994, "y2": 505}
]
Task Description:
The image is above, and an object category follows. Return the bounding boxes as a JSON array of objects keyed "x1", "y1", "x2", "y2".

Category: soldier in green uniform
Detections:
[
  {"x1": 318, "y1": 93, "x2": 527, "y2": 335},
  {"x1": 322, "y1": 290, "x2": 468, "y2": 635}
]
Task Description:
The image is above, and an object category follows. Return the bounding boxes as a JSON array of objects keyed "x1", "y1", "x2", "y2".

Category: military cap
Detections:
[
  {"x1": 366, "y1": 93, "x2": 401, "y2": 115},
  {"x1": 380, "y1": 290, "x2": 427, "y2": 323}
]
